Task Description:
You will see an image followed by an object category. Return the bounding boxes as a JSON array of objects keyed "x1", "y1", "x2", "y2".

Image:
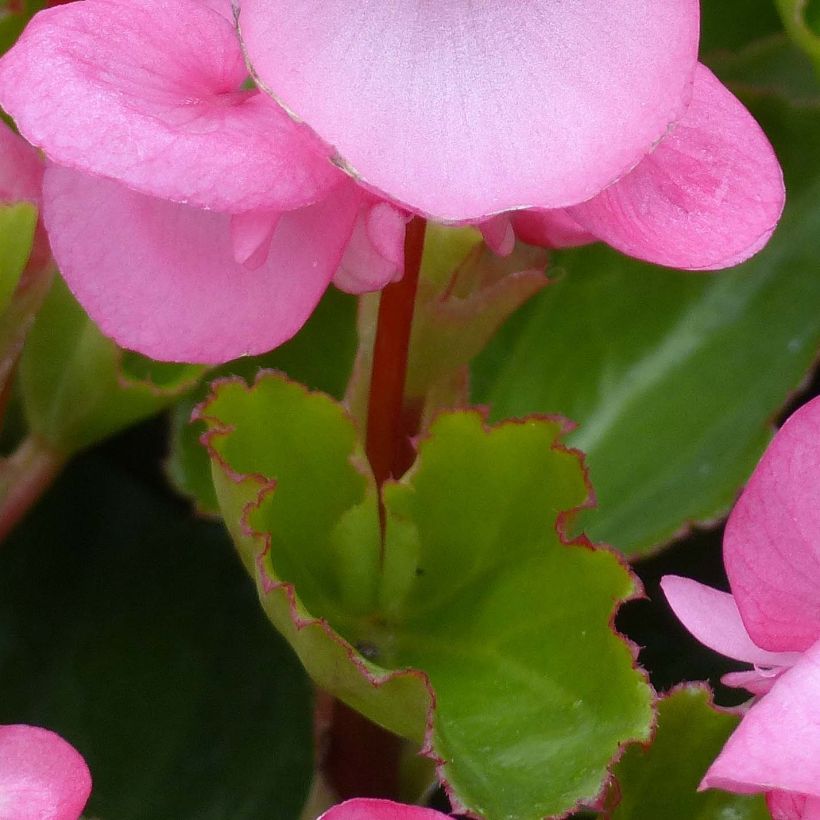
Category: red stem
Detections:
[{"x1": 365, "y1": 216, "x2": 426, "y2": 489}]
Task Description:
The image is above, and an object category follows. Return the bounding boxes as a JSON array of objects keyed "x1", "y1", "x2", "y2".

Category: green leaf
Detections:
[
  {"x1": 472, "y1": 87, "x2": 820, "y2": 557},
  {"x1": 0, "y1": 202, "x2": 36, "y2": 313},
  {"x1": 165, "y1": 287, "x2": 357, "y2": 515},
  {"x1": 775, "y1": 0, "x2": 820, "y2": 73},
  {"x1": 20, "y1": 275, "x2": 204, "y2": 455},
  {"x1": 0, "y1": 448, "x2": 314, "y2": 820},
  {"x1": 202, "y1": 373, "x2": 653, "y2": 820},
  {"x1": 699, "y1": 0, "x2": 782, "y2": 56},
  {"x1": 610, "y1": 687, "x2": 769, "y2": 819}
]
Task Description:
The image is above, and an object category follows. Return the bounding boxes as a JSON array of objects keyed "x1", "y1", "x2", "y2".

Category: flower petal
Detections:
[
  {"x1": 319, "y1": 798, "x2": 450, "y2": 820},
  {"x1": 0, "y1": 120, "x2": 42, "y2": 205},
  {"x1": 43, "y1": 166, "x2": 360, "y2": 363},
  {"x1": 567, "y1": 64, "x2": 785, "y2": 270},
  {"x1": 511, "y1": 210, "x2": 596, "y2": 250},
  {"x1": 238, "y1": 0, "x2": 699, "y2": 220},
  {"x1": 721, "y1": 669, "x2": 784, "y2": 696},
  {"x1": 702, "y1": 639, "x2": 820, "y2": 799},
  {"x1": 0, "y1": 0, "x2": 342, "y2": 212},
  {"x1": 723, "y1": 396, "x2": 820, "y2": 652},
  {"x1": 660, "y1": 576, "x2": 800, "y2": 667},
  {"x1": 333, "y1": 200, "x2": 407, "y2": 294},
  {"x1": 767, "y1": 792, "x2": 820, "y2": 820},
  {"x1": 0, "y1": 724, "x2": 91, "y2": 820}
]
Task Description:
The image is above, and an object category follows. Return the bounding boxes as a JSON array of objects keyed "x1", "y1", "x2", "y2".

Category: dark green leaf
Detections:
[{"x1": 0, "y1": 449, "x2": 313, "y2": 820}]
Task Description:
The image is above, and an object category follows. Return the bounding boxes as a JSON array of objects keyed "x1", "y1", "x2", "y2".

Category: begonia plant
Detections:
[{"x1": 0, "y1": 0, "x2": 817, "y2": 819}]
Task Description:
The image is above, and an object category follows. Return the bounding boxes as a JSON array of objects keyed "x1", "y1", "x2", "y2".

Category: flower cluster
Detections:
[{"x1": 0, "y1": 0, "x2": 784, "y2": 364}]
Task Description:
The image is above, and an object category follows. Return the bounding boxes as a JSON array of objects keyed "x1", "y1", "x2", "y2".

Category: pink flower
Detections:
[
  {"x1": 240, "y1": 1, "x2": 784, "y2": 270},
  {"x1": 0, "y1": 724, "x2": 92, "y2": 820},
  {"x1": 318, "y1": 798, "x2": 449, "y2": 820},
  {"x1": 0, "y1": 0, "x2": 785, "y2": 364},
  {"x1": 0, "y1": 0, "x2": 406, "y2": 364},
  {"x1": 661, "y1": 396, "x2": 820, "y2": 818}
]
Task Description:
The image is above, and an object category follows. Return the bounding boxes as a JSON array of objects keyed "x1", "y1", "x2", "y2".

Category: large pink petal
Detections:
[
  {"x1": 238, "y1": 0, "x2": 699, "y2": 221},
  {"x1": 567, "y1": 64, "x2": 784, "y2": 270},
  {"x1": 723, "y1": 396, "x2": 820, "y2": 652},
  {"x1": 319, "y1": 798, "x2": 450, "y2": 820},
  {"x1": 0, "y1": 0, "x2": 342, "y2": 212},
  {"x1": 702, "y1": 639, "x2": 820, "y2": 799},
  {"x1": 0, "y1": 121, "x2": 43, "y2": 205},
  {"x1": 0, "y1": 724, "x2": 91, "y2": 820},
  {"x1": 43, "y1": 166, "x2": 360, "y2": 364},
  {"x1": 660, "y1": 576, "x2": 800, "y2": 667}
]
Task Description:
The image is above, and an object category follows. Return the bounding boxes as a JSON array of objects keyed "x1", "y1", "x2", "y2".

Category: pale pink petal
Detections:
[
  {"x1": 567, "y1": 64, "x2": 785, "y2": 270},
  {"x1": 230, "y1": 210, "x2": 282, "y2": 270},
  {"x1": 0, "y1": 724, "x2": 91, "y2": 820},
  {"x1": 724, "y1": 396, "x2": 820, "y2": 652},
  {"x1": 0, "y1": 0, "x2": 342, "y2": 212},
  {"x1": 479, "y1": 216, "x2": 515, "y2": 257},
  {"x1": 238, "y1": 0, "x2": 699, "y2": 220},
  {"x1": 702, "y1": 639, "x2": 820, "y2": 799},
  {"x1": 768, "y1": 792, "x2": 820, "y2": 820},
  {"x1": 511, "y1": 210, "x2": 597, "y2": 250},
  {"x1": 333, "y1": 201, "x2": 406, "y2": 294},
  {"x1": 0, "y1": 120, "x2": 43, "y2": 205},
  {"x1": 722, "y1": 669, "x2": 785, "y2": 696},
  {"x1": 319, "y1": 798, "x2": 450, "y2": 820},
  {"x1": 43, "y1": 166, "x2": 360, "y2": 363},
  {"x1": 660, "y1": 576, "x2": 800, "y2": 667}
]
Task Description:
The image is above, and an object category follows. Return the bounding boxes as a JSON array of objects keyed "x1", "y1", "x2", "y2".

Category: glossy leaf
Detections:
[
  {"x1": 0, "y1": 448, "x2": 313, "y2": 820},
  {"x1": 0, "y1": 201, "x2": 36, "y2": 312},
  {"x1": 201, "y1": 373, "x2": 652, "y2": 820},
  {"x1": 610, "y1": 687, "x2": 769, "y2": 819},
  {"x1": 472, "y1": 84, "x2": 820, "y2": 557},
  {"x1": 20, "y1": 274, "x2": 203, "y2": 455}
]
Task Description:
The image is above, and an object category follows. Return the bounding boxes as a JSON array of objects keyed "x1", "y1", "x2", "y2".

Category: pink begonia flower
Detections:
[
  {"x1": 0, "y1": 0, "x2": 785, "y2": 364},
  {"x1": 0, "y1": 0, "x2": 407, "y2": 364},
  {"x1": 661, "y1": 395, "x2": 820, "y2": 818},
  {"x1": 0, "y1": 724, "x2": 92, "y2": 820},
  {"x1": 319, "y1": 798, "x2": 449, "y2": 820},
  {"x1": 240, "y1": 1, "x2": 784, "y2": 271}
]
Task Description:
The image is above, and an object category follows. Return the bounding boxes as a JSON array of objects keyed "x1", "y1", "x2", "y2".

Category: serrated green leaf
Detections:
[
  {"x1": 610, "y1": 687, "x2": 769, "y2": 819},
  {"x1": 20, "y1": 274, "x2": 203, "y2": 455},
  {"x1": 202, "y1": 373, "x2": 653, "y2": 820},
  {"x1": 472, "y1": 89, "x2": 820, "y2": 557},
  {"x1": 0, "y1": 449, "x2": 313, "y2": 820},
  {"x1": 165, "y1": 287, "x2": 357, "y2": 515},
  {"x1": 0, "y1": 202, "x2": 36, "y2": 313}
]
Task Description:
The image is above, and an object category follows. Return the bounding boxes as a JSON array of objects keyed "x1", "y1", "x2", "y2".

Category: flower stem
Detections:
[
  {"x1": 365, "y1": 216, "x2": 426, "y2": 489},
  {"x1": 0, "y1": 435, "x2": 64, "y2": 544}
]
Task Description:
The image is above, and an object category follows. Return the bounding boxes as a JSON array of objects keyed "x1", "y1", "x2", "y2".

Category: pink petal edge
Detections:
[
  {"x1": 43, "y1": 165, "x2": 360, "y2": 364},
  {"x1": 318, "y1": 798, "x2": 450, "y2": 820},
  {"x1": 0, "y1": 724, "x2": 91, "y2": 820},
  {"x1": 567, "y1": 64, "x2": 785, "y2": 270},
  {"x1": 239, "y1": 0, "x2": 699, "y2": 220},
  {"x1": 723, "y1": 395, "x2": 820, "y2": 652}
]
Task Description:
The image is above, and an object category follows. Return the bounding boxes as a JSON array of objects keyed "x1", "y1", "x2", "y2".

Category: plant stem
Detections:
[
  {"x1": 365, "y1": 216, "x2": 426, "y2": 490},
  {"x1": 0, "y1": 435, "x2": 64, "y2": 544}
]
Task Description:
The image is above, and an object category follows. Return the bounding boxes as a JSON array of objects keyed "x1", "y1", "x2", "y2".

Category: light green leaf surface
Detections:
[
  {"x1": 0, "y1": 202, "x2": 36, "y2": 312},
  {"x1": 202, "y1": 374, "x2": 652, "y2": 820},
  {"x1": 21, "y1": 275, "x2": 203, "y2": 455},
  {"x1": 610, "y1": 687, "x2": 769, "y2": 819},
  {"x1": 472, "y1": 79, "x2": 820, "y2": 557}
]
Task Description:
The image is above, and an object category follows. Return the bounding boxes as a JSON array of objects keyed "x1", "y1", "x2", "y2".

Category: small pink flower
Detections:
[
  {"x1": 662, "y1": 396, "x2": 820, "y2": 818},
  {"x1": 318, "y1": 798, "x2": 449, "y2": 820},
  {"x1": 0, "y1": 724, "x2": 92, "y2": 820}
]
